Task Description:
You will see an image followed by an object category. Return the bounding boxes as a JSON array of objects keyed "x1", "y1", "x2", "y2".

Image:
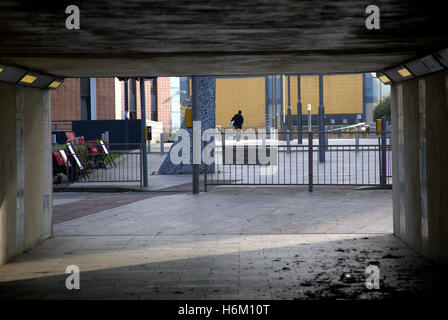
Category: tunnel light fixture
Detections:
[
  {"x1": 376, "y1": 73, "x2": 391, "y2": 85},
  {"x1": 378, "y1": 48, "x2": 448, "y2": 84},
  {"x1": 378, "y1": 75, "x2": 391, "y2": 84},
  {"x1": 383, "y1": 67, "x2": 413, "y2": 83},
  {"x1": 397, "y1": 67, "x2": 413, "y2": 78},
  {"x1": 48, "y1": 80, "x2": 62, "y2": 89},
  {"x1": 19, "y1": 74, "x2": 38, "y2": 84},
  {"x1": 0, "y1": 63, "x2": 64, "y2": 89},
  {"x1": 379, "y1": 75, "x2": 390, "y2": 83}
]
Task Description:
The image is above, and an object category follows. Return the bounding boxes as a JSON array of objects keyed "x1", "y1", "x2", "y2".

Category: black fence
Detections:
[
  {"x1": 53, "y1": 143, "x2": 142, "y2": 185},
  {"x1": 205, "y1": 131, "x2": 392, "y2": 190}
]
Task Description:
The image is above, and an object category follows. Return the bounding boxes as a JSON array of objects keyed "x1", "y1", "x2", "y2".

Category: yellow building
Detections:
[
  {"x1": 215, "y1": 74, "x2": 365, "y2": 128},
  {"x1": 215, "y1": 77, "x2": 266, "y2": 128}
]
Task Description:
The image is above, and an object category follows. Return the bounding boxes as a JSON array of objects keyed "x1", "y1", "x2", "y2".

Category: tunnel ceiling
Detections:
[{"x1": 1, "y1": 0, "x2": 448, "y2": 77}]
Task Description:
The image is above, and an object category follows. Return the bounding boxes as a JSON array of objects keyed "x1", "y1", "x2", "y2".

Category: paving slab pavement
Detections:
[{"x1": 0, "y1": 187, "x2": 446, "y2": 300}]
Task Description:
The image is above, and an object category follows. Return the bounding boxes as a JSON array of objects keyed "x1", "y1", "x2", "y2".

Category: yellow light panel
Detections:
[
  {"x1": 185, "y1": 108, "x2": 192, "y2": 128},
  {"x1": 398, "y1": 68, "x2": 412, "y2": 78},
  {"x1": 48, "y1": 81, "x2": 62, "y2": 88},
  {"x1": 378, "y1": 75, "x2": 390, "y2": 83},
  {"x1": 20, "y1": 75, "x2": 37, "y2": 84}
]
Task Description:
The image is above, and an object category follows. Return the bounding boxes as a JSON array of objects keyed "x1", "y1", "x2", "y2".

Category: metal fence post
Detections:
[
  {"x1": 297, "y1": 75, "x2": 303, "y2": 144},
  {"x1": 203, "y1": 140, "x2": 207, "y2": 192},
  {"x1": 140, "y1": 148, "x2": 144, "y2": 188},
  {"x1": 286, "y1": 130, "x2": 290, "y2": 153},
  {"x1": 324, "y1": 125, "x2": 328, "y2": 151},
  {"x1": 139, "y1": 78, "x2": 148, "y2": 188},
  {"x1": 380, "y1": 116, "x2": 387, "y2": 185},
  {"x1": 192, "y1": 77, "x2": 200, "y2": 194},
  {"x1": 355, "y1": 129, "x2": 359, "y2": 153},
  {"x1": 318, "y1": 74, "x2": 325, "y2": 163},
  {"x1": 308, "y1": 131, "x2": 313, "y2": 192}
]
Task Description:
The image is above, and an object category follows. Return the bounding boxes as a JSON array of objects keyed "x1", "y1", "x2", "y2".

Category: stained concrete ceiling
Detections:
[{"x1": 0, "y1": 0, "x2": 447, "y2": 77}]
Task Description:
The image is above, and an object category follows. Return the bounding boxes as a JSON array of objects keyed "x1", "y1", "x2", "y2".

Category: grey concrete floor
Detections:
[{"x1": 0, "y1": 187, "x2": 445, "y2": 300}]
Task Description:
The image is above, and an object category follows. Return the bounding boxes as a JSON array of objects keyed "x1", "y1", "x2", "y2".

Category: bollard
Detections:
[
  {"x1": 52, "y1": 134, "x2": 57, "y2": 145},
  {"x1": 160, "y1": 133, "x2": 164, "y2": 154},
  {"x1": 262, "y1": 130, "x2": 266, "y2": 147},
  {"x1": 222, "y1": 131, "x2": 226, "y2": 165},
  {"x1": 355, "y1": 129, "x2": 359, "y2": 153}
]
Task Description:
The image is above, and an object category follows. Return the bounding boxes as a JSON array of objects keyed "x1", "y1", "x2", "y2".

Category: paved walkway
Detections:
[
  {"x1": 54, "y1": 188, "x2": 393, "y2": 236},
  {"x1": 0, "y1": 188, "x2": 445, "y2": 300}
]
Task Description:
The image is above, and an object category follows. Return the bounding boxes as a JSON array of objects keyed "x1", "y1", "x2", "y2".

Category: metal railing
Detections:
[
  {"x1": 75, "y1": 150, "x2": 142, "y2": 183},
  {"x1": 53, "y1": 143, "x2": 142, "y2": 185},
  {"x1": 205, "y1": 131, "x2": 392, "y2": 189}
]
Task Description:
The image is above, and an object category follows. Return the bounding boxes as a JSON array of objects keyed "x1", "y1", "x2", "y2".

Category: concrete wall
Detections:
[
  {"x1": 391, "y1": 70, "x2": 448, "y2": 264},
  {"x1": 0, "y1": 82, "x2": 52, "y2": 265}
]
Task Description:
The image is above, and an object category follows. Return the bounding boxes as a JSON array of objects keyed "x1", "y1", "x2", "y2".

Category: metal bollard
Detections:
[
  {"x1": 324, "y1": 125, "x2": 328, "y2": 151},
  {"x1": 262, "y1": 130, "x2": 266, "y2": 147},
  {"x1": 160, "y1": 133, "x2": 164, "y2": 154},
  {"x1": 308, "y1": 131, "x2": 313, "y2": 192}
]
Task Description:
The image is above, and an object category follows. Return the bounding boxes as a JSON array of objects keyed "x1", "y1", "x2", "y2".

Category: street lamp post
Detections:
[{"x1": 318, "y1": 74, "x2": 325, "y2": 162}]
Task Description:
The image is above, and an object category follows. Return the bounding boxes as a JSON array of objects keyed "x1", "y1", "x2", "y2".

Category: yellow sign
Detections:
[
  {"x1": 185, "y1": 108, "x2": 193, "y2": 128},
  {"x1": 145, "y1": 126, "x2": 152, "y2": 141},
  {"x1": 376, "y1": 119, "x2": 382, "y2": 135}
]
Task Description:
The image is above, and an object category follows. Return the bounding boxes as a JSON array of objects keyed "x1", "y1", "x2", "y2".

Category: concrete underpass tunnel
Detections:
[
  {"x1": 1, "y1": 67, "x2": 448, "y2": 268},
  {"x1": 1, "y1": 1, "x2": 448, "y2": 270}
]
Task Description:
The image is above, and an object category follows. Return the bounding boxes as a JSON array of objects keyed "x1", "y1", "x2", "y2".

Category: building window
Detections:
[{"x1": 80, "y1": 78, "x2": 91, "y2": 120}]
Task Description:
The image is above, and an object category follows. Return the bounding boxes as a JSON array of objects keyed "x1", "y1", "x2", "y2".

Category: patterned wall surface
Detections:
[{"x1": 158, "y1": 77, "x2": 216, "y2": 174}]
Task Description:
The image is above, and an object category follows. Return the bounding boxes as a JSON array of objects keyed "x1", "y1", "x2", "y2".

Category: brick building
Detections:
[{"x1": 51, "y1": 77, "x2": 174, "y2": 132}]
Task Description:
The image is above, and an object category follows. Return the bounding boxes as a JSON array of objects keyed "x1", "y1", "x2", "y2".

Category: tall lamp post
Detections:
[
  {"x1": 318, "y1": 74, "x2": 325, "y2": 162},
  {"x1": 297, "y1": 75, "x2": 302, "y2": 144}
]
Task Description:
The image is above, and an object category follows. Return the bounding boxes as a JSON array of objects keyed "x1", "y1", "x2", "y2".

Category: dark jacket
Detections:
[{"x1": 231, "y1": 114, "x2": 244, "y2": 129}]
